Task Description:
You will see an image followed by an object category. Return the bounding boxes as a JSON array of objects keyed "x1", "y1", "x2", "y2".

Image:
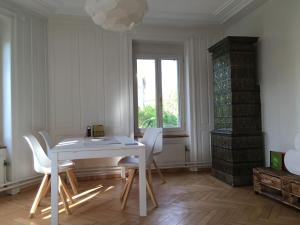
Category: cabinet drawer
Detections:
[
  {"x1": 260, "y1": 173, "x2": 281, "y2": 189},
  {"x1": 291, "y1": 183, "x2": 300, "y2": 196}
]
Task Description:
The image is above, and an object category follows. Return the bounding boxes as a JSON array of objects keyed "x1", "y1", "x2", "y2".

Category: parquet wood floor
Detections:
[{"x1": 0, "y1": 171, "x2": 300, "y2": 225}]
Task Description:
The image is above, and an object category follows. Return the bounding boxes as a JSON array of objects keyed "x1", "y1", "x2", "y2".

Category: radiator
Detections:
[
  {"x1": 154, "y1": 140, "x2": 187, "y2": 167},
  {"x1": 0, "y1": 147, "x2": 7, "y2": 187}
]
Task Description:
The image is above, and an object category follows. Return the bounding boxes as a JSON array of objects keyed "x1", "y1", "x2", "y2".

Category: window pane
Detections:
[
  {"x1": 136, "y1": 59, "x2": 157, "y2": 128},
  {"x1": 161, "y1": 60, "x2": 180, "y2": 128}
]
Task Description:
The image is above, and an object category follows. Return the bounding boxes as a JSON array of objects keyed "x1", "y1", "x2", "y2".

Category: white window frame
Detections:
[{"x1": 133, "y1": 52, "x2": 186, "y2": 136}]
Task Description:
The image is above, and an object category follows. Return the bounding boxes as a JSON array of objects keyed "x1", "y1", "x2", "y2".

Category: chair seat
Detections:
[
  {"x1": 59, "y1": 160, "x2": 75, "y2": 169},
  {"x1": 118, "y1": 156, "x2": 139, "y2": 168},
  {"x1": 44, "y1": 160, "x2": 75, "y2": 174}
]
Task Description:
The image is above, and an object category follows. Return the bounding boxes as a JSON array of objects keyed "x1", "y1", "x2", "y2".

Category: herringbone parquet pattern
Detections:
[{"x1": 0, "y1": 172, "x2": 300, "y2": 225}]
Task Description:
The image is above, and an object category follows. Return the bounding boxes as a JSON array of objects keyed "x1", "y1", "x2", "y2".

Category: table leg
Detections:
[
  {"x1": 121, "y1": 167, "x2": 126, "y2": 179},
  {"x1": 51, "y1": 153, "x2": 59, "y2": 225},
  {"x1": 139, "y1": 148, "x2": 147, "y2": 216}
]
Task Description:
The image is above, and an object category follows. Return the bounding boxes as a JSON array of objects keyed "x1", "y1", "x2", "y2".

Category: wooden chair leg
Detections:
[
  {"x1": 148, "y1": 168, "x2": 153, "y2": 186},
  {"x1": 41, "y1": 175, "x2": 50, "y2": 199},
  {"x1": 153, "y1": 159, "x2": 166, "y2": 184},
  {"x1": 146, "y1": 178, "x2": 158, "y2": 208},
  {"x1": 121, "y1": 169, "x2": 136, "y2": 210},
  {"x1": 59, "y1": 179, "x2": 71, "y2": 215},
  {"x1": 70, "y1": 168, "x2": 78, "y2": 187},
  {"x1": 66, "y1": 168, "x2": 78, "y2": 195},
  {"x1": 59, "y1": 176, "x2": 73, "y2": 203},
  {"x1": 120, "y1": 178, "x2": 129, "y2": 200},
  {"x1": 29, "y1": 174, "x2": 49, "y2": 218}
]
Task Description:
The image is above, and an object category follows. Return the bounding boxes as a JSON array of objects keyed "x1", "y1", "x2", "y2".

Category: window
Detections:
[
  {"x1": 133, "y1": 42, "x2": 185, "y2": 135},
  {"x1": 0, "y1": 15, "x2": 12, "y2": 146}
]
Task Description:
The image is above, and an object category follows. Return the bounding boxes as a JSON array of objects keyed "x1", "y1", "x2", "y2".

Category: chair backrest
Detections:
[
  {"x1": 23, "y1": 135, "x2": 51, "y2": 174},
  {"x1": 153, "y1": 131, "x2": 163, "y2": 154},
  {"x1": 38, "y1": 131, "x2": 55, "y2": 153},
  {"x1": 153, "y1": 131, "x2": 164, "y2": 155},
  {"x1": 141, "y1": 128, "x2": 162, "y2": 164}
]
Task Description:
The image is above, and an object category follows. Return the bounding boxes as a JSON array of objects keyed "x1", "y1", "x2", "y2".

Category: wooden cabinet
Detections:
[
  {"x1": 291, "y1": 182, "x2": 300, "y2": 197},
  {"x1": 260, "y1": 173, "x2": 282, "y2": 190},
  {"x1": 254, "y1": 167, "x2": 300, "y2": 210},
  {"x1": 208, "y1": 36, "x2": 264, "y2": 186}
]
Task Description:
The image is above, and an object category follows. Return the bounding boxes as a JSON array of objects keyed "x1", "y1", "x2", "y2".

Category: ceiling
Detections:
[{"x1": 12, "y1": 0, "x2": 268, "y2": 25}]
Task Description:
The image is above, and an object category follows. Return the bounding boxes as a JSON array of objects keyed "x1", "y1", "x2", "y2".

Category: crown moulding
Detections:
[
  {"x1": 213, "y1": 0, "x2": 268, "y2": 24},
  {"x1": 9, "y1": 0, "x2": 269, "y2": 25},
  {"x1": 10, "y1": 0, "x2": 63, "y2": 16}
]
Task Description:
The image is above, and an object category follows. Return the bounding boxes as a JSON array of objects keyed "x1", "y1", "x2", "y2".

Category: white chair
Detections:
[
  {"x1": 118, "y1": 128, "x2": 162, "y2": 210},
  {"x1": 133, "y1": 133, "x2": 166, "y2": 184},
  {"x1": 38, "y1": 131, "x2": 78, "y2": 195},
  {"x1": 24, "y1": 135, "x2": 74, "y2": 218},
  {"x1": 38, "y1": 131, "x2": 55, "y2": 152},
  {"x1": 285, "y1": 133, "x2": 300, "y2": 175}
]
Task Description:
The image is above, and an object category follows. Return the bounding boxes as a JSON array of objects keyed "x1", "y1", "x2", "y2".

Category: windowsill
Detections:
[{"x1": 134, "y1": 134, "x2": 189, "y2": 139}]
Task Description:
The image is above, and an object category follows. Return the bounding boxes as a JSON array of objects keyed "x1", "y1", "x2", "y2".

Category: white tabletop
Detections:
[{"x1": 51, "y1": 136, "x2": 142, "y2": 153}]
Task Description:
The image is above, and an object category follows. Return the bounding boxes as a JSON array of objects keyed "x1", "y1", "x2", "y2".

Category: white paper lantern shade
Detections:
[
  {"x1": 284, "y1": 150, "x2": 300, "y2": 175},
  {"x1": 85, "y1": 0, "x2": 148, "y2": 32}
]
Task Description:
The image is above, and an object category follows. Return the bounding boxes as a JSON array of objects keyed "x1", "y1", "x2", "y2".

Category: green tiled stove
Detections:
[{"x1": 208, "y1": 36, "x2": 264, "y2": 186}]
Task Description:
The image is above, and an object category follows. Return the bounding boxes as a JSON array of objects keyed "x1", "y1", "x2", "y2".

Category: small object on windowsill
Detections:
[
  {"x1": 134, "y1": 134, "x2": 189, "y2": 139},
  {"x1": 163, "y1": 134, "x2": 189, "y2": 138},
  {"x1": 92, "y1": 125, "x2": 105, "y2": 137},
  {"x1": 86, "y1": 126, "x2": 92, "y2": 137}
]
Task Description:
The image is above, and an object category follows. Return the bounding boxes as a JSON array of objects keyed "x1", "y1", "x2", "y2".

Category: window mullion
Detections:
[
  {"x1": 156, "y1": 58, "x2": 163, "y2": 128},
  {"x1": 133, "y1": 56, "x2": 139, "y2": 135}
]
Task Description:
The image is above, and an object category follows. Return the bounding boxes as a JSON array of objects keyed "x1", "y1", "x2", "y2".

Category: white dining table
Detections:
[{"x1": 49, "y1": 136, "x2": 147, "y2": 225}]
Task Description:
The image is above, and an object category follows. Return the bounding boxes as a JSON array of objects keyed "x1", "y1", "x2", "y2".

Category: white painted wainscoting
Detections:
[
  {"x1": 0, "y1": 0, "x2": 48, "y2": 182},
  {"x1": 48, "y1": 20, "x2": 131, "y2": 138},
  {"x1": 48, "y1": 19, "x2": 132, "y2": 169},
  {"x1": 48, "y1": 17, "x2": 223, "y2": 173}
]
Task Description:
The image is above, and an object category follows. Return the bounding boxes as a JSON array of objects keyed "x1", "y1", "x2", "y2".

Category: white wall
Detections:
[
  {"x1": 0, "y1": 0, "x2": 48, "y2": 181},
  {"x1": 48, "y1": 17, "x2": 223, "y2": 171},
  {"x1": 225, "y1": 0, "x2": 300, "y2": 165},
  {"x1": 48, "y1": 18, "x2": 132, "y2": 169},
  {"x1": 48, "y1": 19, "x2": 131, "y2": 139}
]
